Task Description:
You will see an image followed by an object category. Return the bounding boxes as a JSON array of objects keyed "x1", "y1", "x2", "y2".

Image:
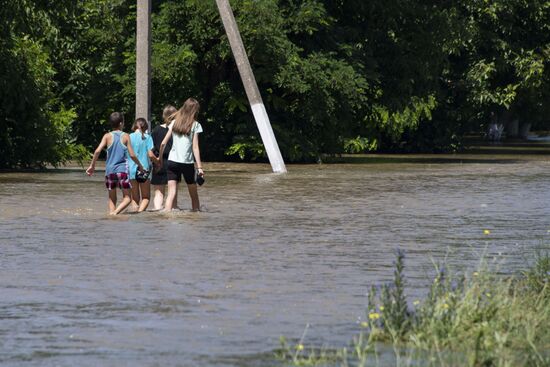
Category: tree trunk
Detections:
[{"x1": 519, "y1": 123, "x2": 531, "y2": 139}]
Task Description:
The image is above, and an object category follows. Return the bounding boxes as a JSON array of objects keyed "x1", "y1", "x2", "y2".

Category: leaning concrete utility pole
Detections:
[
  {"x1": 135, "y1": 0, "x2": 152, "y2": 125},
  {"x1": 215, "y1": 0, "x2": 287, "y2": 173}
]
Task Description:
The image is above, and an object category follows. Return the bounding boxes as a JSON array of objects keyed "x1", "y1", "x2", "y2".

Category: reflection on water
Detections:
[{"x1": 0, "y1": 159, "x2": 549, "y2": 366}]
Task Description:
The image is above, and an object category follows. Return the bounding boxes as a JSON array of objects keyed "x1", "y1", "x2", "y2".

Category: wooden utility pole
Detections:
[
  {"x1": 215, "y1": 0, "x2": 287, "y2": 173},
  {"x1": 135, "y1": 0, "x2": 152, "y2": 126}
]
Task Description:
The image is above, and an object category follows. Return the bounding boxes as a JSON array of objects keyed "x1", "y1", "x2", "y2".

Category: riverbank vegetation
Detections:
[
  {"x1": 277, "y1": 250, "x2": 550, "y2": 366},
  {"x1": 1, "y1": 0, "x2": 549, "y2": 168}
]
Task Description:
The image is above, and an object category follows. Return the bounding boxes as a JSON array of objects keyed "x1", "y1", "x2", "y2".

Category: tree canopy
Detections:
[{"x1": 1, "y1": 0, "x2": 549, "y2": 167}]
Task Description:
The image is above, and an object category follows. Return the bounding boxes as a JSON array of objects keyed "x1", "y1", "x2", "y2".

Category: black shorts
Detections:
[
  {"x1": 167, "y1": 161, "x2": 196, "y2": 184},
  {"x1": 151, "y1": 158, "x2": 168, "y2": 185}
]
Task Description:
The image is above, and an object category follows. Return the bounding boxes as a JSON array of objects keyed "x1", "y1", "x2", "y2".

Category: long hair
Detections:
[
  {"x1": 132, "y1": 117, "x2": 148, "y2": 139},
  {"x1": 162, "y1": 105, "x2": 177, "y2": 125},
  {"x1": 170, "y1": 98, "x2": 200, "y2": 136}
]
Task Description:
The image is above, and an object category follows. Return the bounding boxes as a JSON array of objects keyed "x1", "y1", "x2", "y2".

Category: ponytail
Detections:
[{"x1": 133, "y1": 118, "x2": 148, "y2": 139}]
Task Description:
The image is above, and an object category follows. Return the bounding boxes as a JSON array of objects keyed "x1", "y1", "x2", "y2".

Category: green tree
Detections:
[
  {"x1": 0, "y1": 0, "x2": 87, "y2": 168},
  {"x1": 432, "y1": 0, "x2": 550, "y2": 142},
  {"x1": 2, "y1": 0, "x2": 549, "y2": 166}
]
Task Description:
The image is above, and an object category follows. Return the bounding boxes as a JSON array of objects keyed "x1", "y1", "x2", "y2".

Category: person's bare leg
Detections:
[
  {"x1": 153, "y1": 185, "x2": 165, "y2": 210},
  {"x1": 164, "y1": 180, "x2": 178, "y2": 211},
  {"x1": 108, "y1": 190, "x2": 117, "y2": 214},
  {"x1": 138, "y1": 181, "x2": 151, "y2": 212},
  {"x1": 173, "y1": 189, "x2": 179, "y2": 210},
  {"x1": 187, "y1": 184, "x2": 200, "y2": 211},
  {"x1": 130, "y1": 179, "x2": 140, "y2": 212},
  {"x1": 113, "y1": 189, "x2": 132, "y2": 215}
]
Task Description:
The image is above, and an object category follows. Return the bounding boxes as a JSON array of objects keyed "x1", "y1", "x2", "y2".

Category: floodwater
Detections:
[{"x1": 0, "y1": 155, "x2": 549, "y2": 366}]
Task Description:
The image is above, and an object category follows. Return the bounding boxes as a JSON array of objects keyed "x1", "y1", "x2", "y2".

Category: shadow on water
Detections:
[
  {"x1": 323, "y1": 140, "x2": 550, "y2": 164},
  {"x1": 323, "y1": 155, "x2": 524, "y2": 164}
]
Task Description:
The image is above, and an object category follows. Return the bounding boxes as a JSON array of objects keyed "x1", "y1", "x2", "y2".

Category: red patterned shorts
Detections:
[{"x1": 105, "y1": 172, "x2": 132, "y2": 190}]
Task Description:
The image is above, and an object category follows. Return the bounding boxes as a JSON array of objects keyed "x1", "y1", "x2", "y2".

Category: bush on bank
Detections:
[{"x1": 278, "y1": 250, "x2": 550, "y2": 367}]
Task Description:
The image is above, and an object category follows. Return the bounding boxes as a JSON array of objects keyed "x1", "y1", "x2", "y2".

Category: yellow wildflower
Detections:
[
  {"x1": 379, "y1": 306, "x2": 385, "y2": 311},
  {"x1": 296, "y1": 344, "x2": 304, "y2": 351},
  {"x1": 360, "y1": 321, "x2": 369, "y2": 328},
  {"x1": 483, "y1": 229, "x2": 491, "y2": 235},
  {"x1": 369, "y1": 312, "x2": 380, "y2": 320}
]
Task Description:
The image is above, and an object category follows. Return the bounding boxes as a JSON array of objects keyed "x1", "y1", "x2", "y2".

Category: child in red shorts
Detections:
[{"x1": 86, "y1": 112, "x2": 145, "y2": 215}]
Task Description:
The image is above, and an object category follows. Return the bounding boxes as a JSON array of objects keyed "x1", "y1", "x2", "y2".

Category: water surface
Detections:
[{"x1": 1, "y1": 156, "x2": 549, "y2": 366}]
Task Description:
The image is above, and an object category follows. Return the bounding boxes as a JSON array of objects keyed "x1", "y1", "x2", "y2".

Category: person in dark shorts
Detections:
[
  {"x1": 158, "y1": 98, "x2": 205, "y2": 212},
  {"x1": 151, "y1": 105, "x2": 177, "y2": 210},
  {"x1": 86, "y1": 112, "x2": 145, "y2": 215}
]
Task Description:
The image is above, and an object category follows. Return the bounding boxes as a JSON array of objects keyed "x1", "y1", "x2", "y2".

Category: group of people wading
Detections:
[{"x1": 86, "y1": 98, "x2": 205, "y2": 215}]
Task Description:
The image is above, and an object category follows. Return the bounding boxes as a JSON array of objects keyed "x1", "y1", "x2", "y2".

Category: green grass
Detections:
[{"x1": 277, "y1": 250, "x2": 550, "y2": 367}]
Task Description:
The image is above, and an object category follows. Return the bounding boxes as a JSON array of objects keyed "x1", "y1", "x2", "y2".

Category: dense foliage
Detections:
[{"x1": 1, "y1": 0, "x2": 549, "y2": 167}]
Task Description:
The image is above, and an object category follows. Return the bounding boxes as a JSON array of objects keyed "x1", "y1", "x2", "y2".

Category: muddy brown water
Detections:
[{"x1": 0, "y1": 157, "x2": 549, "y2": 366}]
